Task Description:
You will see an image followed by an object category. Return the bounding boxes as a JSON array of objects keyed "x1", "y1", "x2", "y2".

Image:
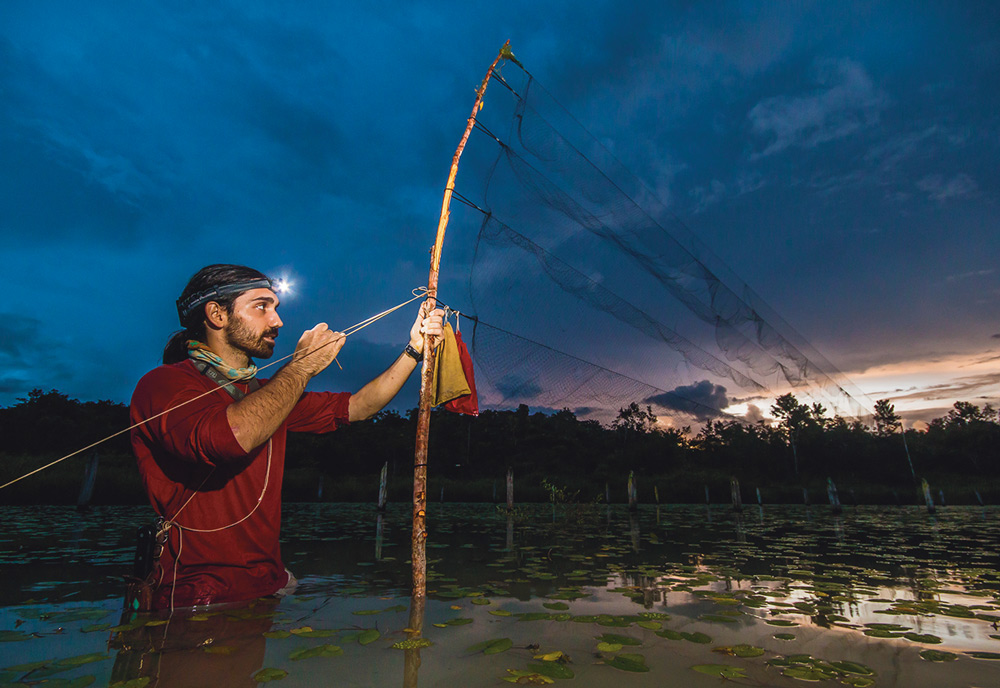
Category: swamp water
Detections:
[{"x1": 1, "y1": 503, "x2": 1000, "y2": 687}]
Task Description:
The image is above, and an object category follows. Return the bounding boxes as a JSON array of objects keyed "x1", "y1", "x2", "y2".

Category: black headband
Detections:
[{"x1": 176, "y1": 278, "x2": 273, "y2": 322}]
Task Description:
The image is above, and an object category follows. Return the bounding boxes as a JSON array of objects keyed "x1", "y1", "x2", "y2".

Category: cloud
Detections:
[
  {"x1": 883, "y1": 372, "x2": 1000, "y2": 403},
  {"x1": 646, "y1": 380, "x2": 729, "y2": 421},
  {"x1": 744, "y1": 404, "x2": 765, "y2": 424},
  {"x1": 748, "y1": 58, "x2": 888, "y2": 156},
  {"x1": 495, "y1": 375, "x2": 543, "y2": 402},
  {"x1": 946, "y1": 269, "x2": 994, "y2": 283},
  {"x1": 916, "y1": 173, "x2": 978, "y2": 202}
]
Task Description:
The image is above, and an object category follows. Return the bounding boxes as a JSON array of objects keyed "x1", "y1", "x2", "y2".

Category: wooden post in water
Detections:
[
  {"x1": 730, "y1": 477, "x2": 742, "y2": 513},
  {"x1": 506, "y1": 467, "x2": 514, "y2": 512},
  {"x1": 316, "y1": 475, "x2": 324, "y2": 501},
  {"x1": 627, "y1": 471, "x2": 638, "y2": 512},
  {"x1": 411, "y1": 44, "x2": 512, "y2": 600},
  {"x1": 921, "y1": 478, "x2": 935, "y2": 514},
  {"x1": 827, "y1": 477, "x2": 842, "y2": 515},
  {"x1": 802, "y1": 487, "x2": 809, "y2": 506},
  {"x1": 76, "y1": 451, "x2": 99, "y2": 511},
  {"x1": 377, "y1": 462, "x2": 388, "y2": 512}
]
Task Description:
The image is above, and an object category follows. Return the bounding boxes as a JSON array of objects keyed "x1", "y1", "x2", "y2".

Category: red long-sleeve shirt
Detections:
[{"x1": 130, "y1": 359, "x2": 350, "y2": 609}]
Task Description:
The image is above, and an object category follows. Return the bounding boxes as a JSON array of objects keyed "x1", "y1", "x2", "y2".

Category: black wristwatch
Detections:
[{"x1": 404, "y1": 344, "x2": 423, "y2": 362}]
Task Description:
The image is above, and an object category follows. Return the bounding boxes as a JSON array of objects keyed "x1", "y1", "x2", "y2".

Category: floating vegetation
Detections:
[
  {"x1": 713, "y1": 644, "x2": 764, "y2": 658},
  {"x1": 691, "y1": 664, "x2": 748, "y2": 679},
  {"x1": 467, "y1": 638, "x2": 513, "y2": 654},
  {"x1": 4, "y1": 504, "x2": 1000, "y2": 686},
  {"x1": 252, "y1": 668, "x2": 288, "y2": 682},
  {"x1": 392, "y1": 637, "x2": 433, "y2": 650},
  {"x1": 289, "y1": 644, "x2": 343, "y2": 660},
  {"x1": 603, "y1": 653, "x2": 650, "y2": 672}
]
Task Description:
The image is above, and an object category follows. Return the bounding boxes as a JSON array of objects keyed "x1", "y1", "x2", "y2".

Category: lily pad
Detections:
[
  {"x1": 253, "y1": 668, "x2": 288, "y2": 682},
  {"x1": 517, "y1": 613, "x2": 553, "y2": 622},
  {"x1": 467, "y1": 638, "x2": 513, "y2": 655},
  {"x1": 596, "y1": 642, "x2": 622, "y2": 652},
  {"x1": 289, "y1": 644, "x2": 343, "y2": 660},
  {"x1": 291, "y1": 628, "x2": 338, "y2": 638},
  {"x1": 543, "y1": 602, "x2": 569, "y2": 611},
  {"x1": 0, "y1": 630, "x2": 33, "y2": 642},
  {"x1": 903, "y1": 633, "x2": 941, "y2": 644},
  {"x1": 596, "y1": 633, "x2": 641, "y2": 646},
  {"x1": 358, "y1": 629, "x2": 380, "y2": 645},
  {"x1": 968, "y1": 652, "x2": 1000, "y2": 660},
  {"x1": 829, "y1": 661, "x2": 875, "y2": 675},
  {"x1": 919, "y1": 649, "x2": 958, "y2": 662},
  {"x1": 714, "y1": 644, "x2": 764, "y2": 658},
  {"x1": 655, "y1": 629, "x2": 684, "y2": 640},
  {"x1": 54, "y1": 653, "x2": 109, "y2": 667},
  {"x1": 605, "y1": 653, "x2": 649, "y2": 672},
  {"x1": 774, "y1": 633, "x2": 796, "y2": 640},
  {"x1": 528, "y1": 662, "x2": 574, "y2": 679},
  {"x1": 433, "y1": 617, "x2": 473, "y2": 627},
  {"x1": 502, "y1": 669, "x2": 554, "y2": 684},
  {"x1": 782, "y1": 665, "x2": 836, "y2": 681},
  {"x1": 691, "y1": 664, "x2": 748, "y2": 679}
]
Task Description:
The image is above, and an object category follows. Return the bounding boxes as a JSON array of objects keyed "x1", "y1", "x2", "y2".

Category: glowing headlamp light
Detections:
[{"x1": 176, "y1": 278, "x2": 274, "y2": 322}]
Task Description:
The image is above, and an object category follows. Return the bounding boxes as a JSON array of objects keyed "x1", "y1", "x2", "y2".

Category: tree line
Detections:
[{"x1": 1, "y1": 388, "x2": 998, "y2": 505}]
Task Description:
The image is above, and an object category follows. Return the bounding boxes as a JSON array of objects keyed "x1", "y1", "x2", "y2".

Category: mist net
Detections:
[{"x1": 442, "y1": 60, "x2": 870, "y2": 426}]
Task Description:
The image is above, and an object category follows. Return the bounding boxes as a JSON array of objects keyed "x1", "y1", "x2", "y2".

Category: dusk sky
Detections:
[{"x1": 2, "y1": 1, "x2": 997, "y2": 429}]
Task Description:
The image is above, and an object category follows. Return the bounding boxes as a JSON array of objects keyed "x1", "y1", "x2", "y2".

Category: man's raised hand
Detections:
[{"x1": 293, "y1": 323, "x2": 346, "y2": 377}]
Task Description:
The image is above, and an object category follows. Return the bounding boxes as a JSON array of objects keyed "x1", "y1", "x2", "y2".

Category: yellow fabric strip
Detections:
[{"x1": 432, "y1": 323, "x2": 471, "y2": 406}]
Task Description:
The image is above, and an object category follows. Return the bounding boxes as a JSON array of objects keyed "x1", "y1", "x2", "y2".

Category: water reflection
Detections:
[
  {"x1": 375, "y1": 513, "x2": 385, "y2": 561},
  {"x1": 109, "y1": 599, "x2": 277, "y2": 687},
  {"x1": 403, "y1": 594, "x2": 426, "y2": 688}
]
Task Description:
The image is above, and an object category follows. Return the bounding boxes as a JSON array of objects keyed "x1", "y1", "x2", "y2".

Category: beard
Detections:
[{"x1": 225, "y1": 315, "x2": 279, "y2": 360}]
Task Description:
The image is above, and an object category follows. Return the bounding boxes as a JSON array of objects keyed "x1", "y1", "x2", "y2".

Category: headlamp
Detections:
[{"x1": 176, "y1": 278, "x2": 274, "y2": 322}]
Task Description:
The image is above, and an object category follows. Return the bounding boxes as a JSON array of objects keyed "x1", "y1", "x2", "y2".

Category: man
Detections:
[{"x1": 130, "y1": 264, "x2": 442, "y2": 611}]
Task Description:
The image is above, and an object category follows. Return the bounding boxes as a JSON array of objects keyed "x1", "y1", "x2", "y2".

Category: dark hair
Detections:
[{"x1": 163, "y1": 264, "x2": 270, "y2": 364}]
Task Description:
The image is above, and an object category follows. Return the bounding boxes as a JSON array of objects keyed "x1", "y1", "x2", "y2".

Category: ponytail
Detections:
[{"x1": 163, "y1": 330, "x2": 192, "y2": 365}]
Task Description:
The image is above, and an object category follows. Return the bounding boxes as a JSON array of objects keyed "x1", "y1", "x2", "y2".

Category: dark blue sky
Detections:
[{"x1": 1, "y1": 1, "x2": 997, "y2": 427}]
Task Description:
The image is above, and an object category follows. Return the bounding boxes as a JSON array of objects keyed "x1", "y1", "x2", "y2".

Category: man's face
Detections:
[{"x1": 223, "y1": 288, "x2": 283, "y2": 359}]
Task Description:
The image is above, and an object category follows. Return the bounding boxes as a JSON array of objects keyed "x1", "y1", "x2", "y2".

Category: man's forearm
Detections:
[
  {"x1": 348, "y1": 353, "x2": 419, "y2": 422},
  {"x1": 227, "y1": 363, "x2": 312, "y2": 452}
]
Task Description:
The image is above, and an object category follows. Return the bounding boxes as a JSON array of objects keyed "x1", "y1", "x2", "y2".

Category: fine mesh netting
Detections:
[{"x1": 444, "y1": 60, "x2": 870, "y2": 426}]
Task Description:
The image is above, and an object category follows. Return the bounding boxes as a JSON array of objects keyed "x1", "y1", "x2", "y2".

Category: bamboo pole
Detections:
[{"x1": 411, "y1": 43, "x2": 513, "y2": 599}]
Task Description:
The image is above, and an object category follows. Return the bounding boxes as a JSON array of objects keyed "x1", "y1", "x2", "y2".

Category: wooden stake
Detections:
[{"x1": 411, "y1": 43, "x2": 513, "y2": 599}]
